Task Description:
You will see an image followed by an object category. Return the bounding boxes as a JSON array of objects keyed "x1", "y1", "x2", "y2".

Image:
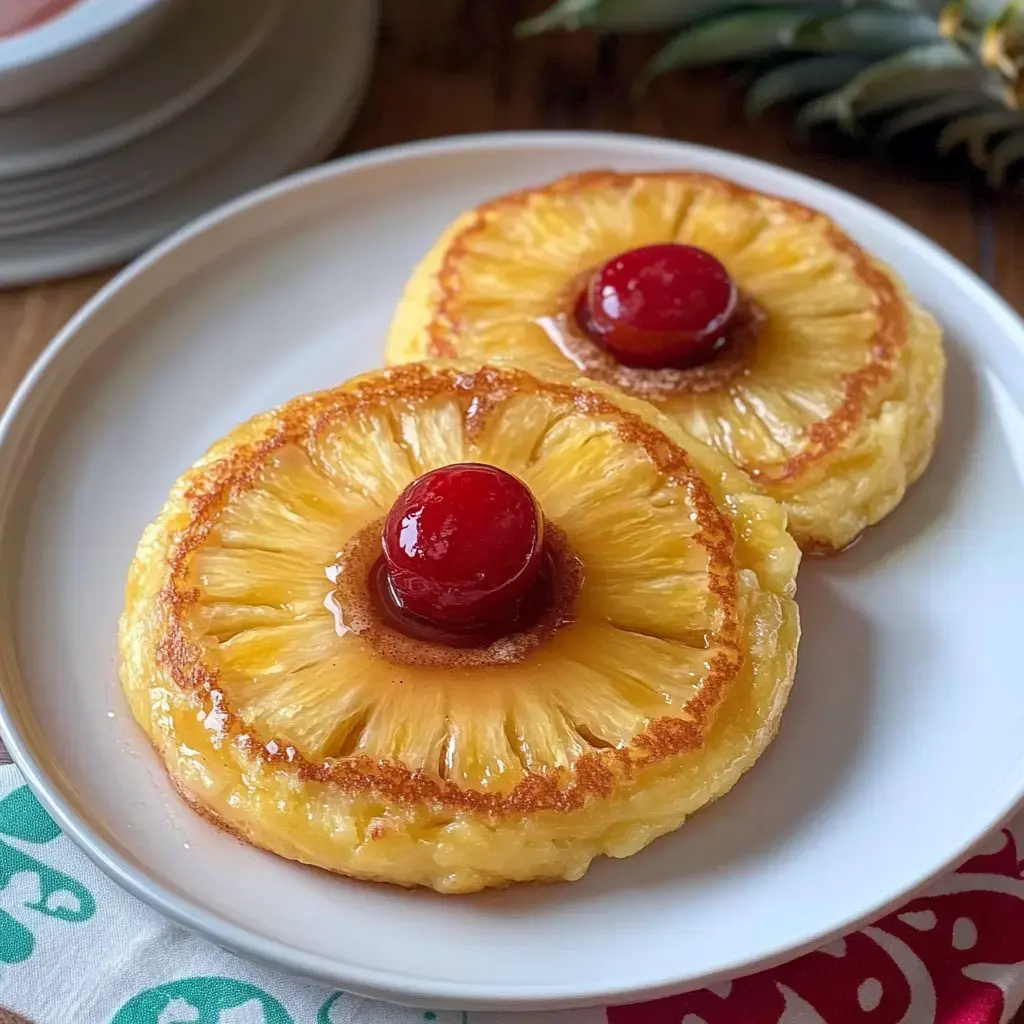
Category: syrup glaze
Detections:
[
  {"x1": 582, "y1": 244, "x2": 738, "y2": 369},
  {"x1": 369, "y1": 548, "x2": 555, "y2": 648},
  {"x1": 537, "y1": 269, "x2": 765, "y2": 400},
  {"x1": 325, "y1": 517, "x2": 583, "y2": 668}
]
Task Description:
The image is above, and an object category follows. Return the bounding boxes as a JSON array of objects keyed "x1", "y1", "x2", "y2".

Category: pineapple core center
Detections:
[
  {"x1": 577, "y1": 243, "x2": 738, "y2": 369},
  {"x1": 326, "y1": 514, "x2": 581, "y2": 666},
  {"x1": 377, "y1": 463, "x2": 546, "y2": 643}
]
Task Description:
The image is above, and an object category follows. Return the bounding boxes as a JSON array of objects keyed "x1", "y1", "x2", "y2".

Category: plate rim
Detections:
[
  {"x1": 2, "y1": 130, "x2": 1024, "y2": 1010},
  {"x1": 0, "y1": 0, "x2": 379, "y2": 286},
  {"x1": 0, "y1": 0, "x2": 319, "y2": 236},
  {"x1": 0, "y1": 0, "x2": 164, "y2": 71},
  {"x1": 0, "y1": 0, "x2": 286, "y2": 179}
]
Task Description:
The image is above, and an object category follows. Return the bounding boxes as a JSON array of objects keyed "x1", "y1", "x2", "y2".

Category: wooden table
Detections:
[
  {"x1": 0, "y1": 3, "x2": 1021, "y2": 1018},
  {"x1": 1, "y1": 0, "x2": 1020, "y2": 411},
  {"x1": 1, "y1": 0, "x2": 1020, "y2": 418}
]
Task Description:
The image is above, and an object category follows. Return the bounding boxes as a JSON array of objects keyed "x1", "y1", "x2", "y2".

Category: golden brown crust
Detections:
[
  {"x1": 424, "y1": 171, "x2": 908, "y2": 483},
  {"x1": 170, "y1": 773, "x2": 252, "y2": 846},
  {"x1": 153, "y1": 363, "x2": 743, "y2": 816}
]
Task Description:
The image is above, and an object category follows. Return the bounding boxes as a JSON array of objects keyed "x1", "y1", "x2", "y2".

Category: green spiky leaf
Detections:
[
  {"x1": 638, "y1": 9, "x2": 811, "y2": 92},
  {"x1": 988, "y1": 129, "x2": 1024, "y2": 183},
  {"x1": 519, "y1": 0, "x2": 844, "y2": 35},
  {"x1": 796, "y1": 43, "x2": 983, "y2": 130},
  {"x1": 588, "y1": 0, "x2": 712, "y2": 30},
  {"x1": 523, "y1": 0, "x2": 1024, "y2": 191},
  {"x1": 516, "y1": 0, "x2": 604, "y2": 35},
  {"x1": 795, "y1": 10, "x2": 943, "y2": 53},
  {"x1": 854, "y1": 67, "x2": 1002, "y2": 116},
  {"x1": 874, "y1": 94, "x2": 997, "y2": 147},
  {"x1": 745, "y1": 55, "x2": 873, "y2": 116},
  {"x1": 939, "y1": 108, "x2": 1024, "y2": 163},
  {"x1": 962, "y1": 0, "x2": 1017, "y2": 23},
  {"x1": 796, "y1": 90, "x2": 856, "y2": 131}
]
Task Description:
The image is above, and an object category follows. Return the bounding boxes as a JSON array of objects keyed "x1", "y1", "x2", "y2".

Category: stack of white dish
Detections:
[{"x1": 0, "y1": 0, "x2": 378, "y2": 286}]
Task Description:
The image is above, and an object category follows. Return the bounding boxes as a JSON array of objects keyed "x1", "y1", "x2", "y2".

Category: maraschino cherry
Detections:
[
  {"x1": 577, "y1": 243, "x2": 737, "y2": 369},
  {"x1": 381, "y1": 463, "x2": 543, "y2": 630}
]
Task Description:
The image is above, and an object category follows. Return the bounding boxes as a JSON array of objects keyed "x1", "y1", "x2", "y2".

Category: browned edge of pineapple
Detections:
[
  {"x1": 121, "y1": 361, "x2": 801, "y2": 892},
  {"x1": 386, "y1": 171, "x2": 946, "y2": 554}
]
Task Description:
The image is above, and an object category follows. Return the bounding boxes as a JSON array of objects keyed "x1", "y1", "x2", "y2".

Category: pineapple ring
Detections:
[
  {"x1": 120, "y1": 362, "x2": 800, "y2": 892},
  {"x1": 385, "y1": 171, "x2": 946, "y2": 552}
]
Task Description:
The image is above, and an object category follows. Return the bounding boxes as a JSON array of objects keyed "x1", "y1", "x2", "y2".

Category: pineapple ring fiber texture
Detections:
[
  {"x1": 385, "y1": 171, "x2": 946, "y2": 553},
  {"x1": 120, "y1": 362, "x2": 800, "y2": 893}
]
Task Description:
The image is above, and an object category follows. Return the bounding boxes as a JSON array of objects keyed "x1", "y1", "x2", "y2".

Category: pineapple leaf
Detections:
[
  {"x1": 845, "y1": 39, "x2": 974, "y2": 75},
  {"x1": 961, "y1": 0, "x2": 1017, "y2": 23},
  {"x1": 873, "y1": 94, "x2": 997, "y2": 148},
  {"x1": 515, "y1": 0, "x2": 604, "y2": 35},
  {"x1": 584, "y1": 0, "x2": 711, "y2": 31},
  {"x1": 938, "y1": 108, "x2": 1024, "y2": 164},
  {"x1": 989, "y1": 130, "x2": 1024, "y2": 184},
  {"x1": 519, "y1": 0, "x2": 1024, "y2": 192},
  {"x1": 562, "y1": 0, "x2": 722, "y2": 32},
  {"x1": 854, "y1": 67, "x2": 1004, "y2": 116},
  {"x1": 794, "y1": 10, "x2": 944, "y2": 54},
  {"x1": 796, "y1": 90, "x2": 856, "y2": 132},
  {"x1": 637, "y1": 9, "x2": 811, "y2": 93},
  {"x1": 796, "y1": 42, "x2": 982, "y2": 131},
  {"x1": 745, "y1": 55, "x2": 873, "y2": 116},
  {"x1": 520, "y1": 0, "x2": 843, "y2": 35}
]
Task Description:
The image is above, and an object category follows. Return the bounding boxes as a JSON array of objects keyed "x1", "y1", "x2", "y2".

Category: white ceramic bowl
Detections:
[{"x1": 0, "y1": 0, "x2": 175, "y2": 112}]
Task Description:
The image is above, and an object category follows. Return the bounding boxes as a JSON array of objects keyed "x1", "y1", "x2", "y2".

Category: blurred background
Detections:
[{"x1": 0, "y1": 0, "x2": 1019, "y2": 407}]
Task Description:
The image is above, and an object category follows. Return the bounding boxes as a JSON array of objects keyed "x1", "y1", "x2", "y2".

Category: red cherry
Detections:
[
  {"x1": 381, "y1": 463, "x2": 543, "y2": 629},
  {"x1": 579, "y1": 243, "x2": 738, "y2": 368}
]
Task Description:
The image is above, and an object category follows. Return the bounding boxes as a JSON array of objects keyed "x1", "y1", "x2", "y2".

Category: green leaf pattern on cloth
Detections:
[
  {"x1": 317, "y1": 994, "x2": 343, "y2": 1024},
  {"x1": 111, "y1": 977, "x2": 295, "y2": 1023},
  {"x1": 0, "y1": 786, "x2": 61, "y2": 844},
  {"x1": 0, "y1": 770, "x2": 609, "y2": 1024},
  {"x1": 112, "y1": 985, "x2": 474, "y2": 1023},
  {"x1": 0, "y1": 785, "x2": 94, "y2": 964}
]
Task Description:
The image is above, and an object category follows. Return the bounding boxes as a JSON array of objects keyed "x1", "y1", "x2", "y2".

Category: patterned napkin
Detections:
[{"x1": 0, "y1": 764, "x2": 1021, "y2": 1024}]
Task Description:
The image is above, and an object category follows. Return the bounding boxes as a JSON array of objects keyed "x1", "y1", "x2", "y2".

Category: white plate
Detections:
[
  {"x1": 0, "y1": 0, "x2": 376, "y2": 285},
  {"x1": 0, "y1": 0, "x2": 283, "y2": 179},
  {"x1": 0, "y1": 0, "x2": 314, "y2": 236},
  {"x1": 1, "y1": 133, "x2": 1023, "y2": 1011},
  {"x1": 0, "y1": 0, "x2": 173, "y2": 112}
]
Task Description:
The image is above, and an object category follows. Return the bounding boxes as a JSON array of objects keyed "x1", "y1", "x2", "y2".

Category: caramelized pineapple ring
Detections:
[
  {"x1": 120, "y1": 362, "x2": 800, "y2": 892},
  {"x1": 386, "y1": 172, "x2": 945, "y2": 551}
]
